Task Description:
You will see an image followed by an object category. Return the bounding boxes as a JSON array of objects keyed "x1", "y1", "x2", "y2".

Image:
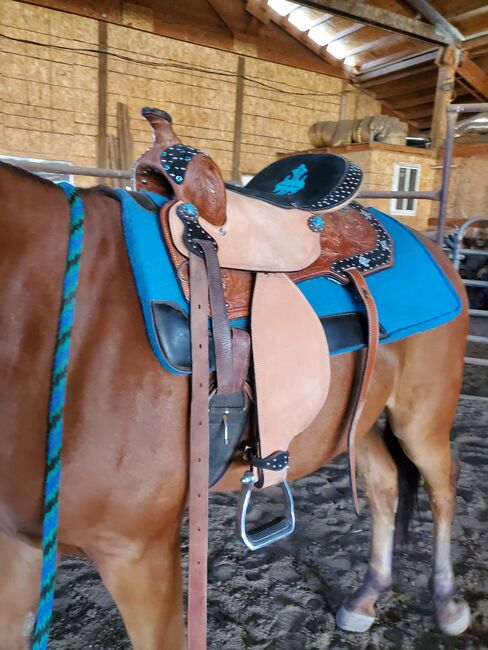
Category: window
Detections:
[
  {"x1": 0, "y1": 156, "x2": 73, "y2": 184},
  {"x1": 390, "y1": 163, "x2": 420, "y2": 216}
]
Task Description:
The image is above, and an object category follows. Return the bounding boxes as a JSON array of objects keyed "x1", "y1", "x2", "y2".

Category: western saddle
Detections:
[{"x1": 132, "y1": 107, "x2": 393, "y2": 649}]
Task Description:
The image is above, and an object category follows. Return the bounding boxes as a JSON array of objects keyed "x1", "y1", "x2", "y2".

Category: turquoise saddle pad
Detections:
[{"x1": 117, "y1": 190, "x2": 462, "y2": 375}]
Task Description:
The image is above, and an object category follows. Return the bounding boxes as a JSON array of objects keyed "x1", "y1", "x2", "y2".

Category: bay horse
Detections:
[{"x1": 0, "y1": 160, "x2": 470, "y2": 649}]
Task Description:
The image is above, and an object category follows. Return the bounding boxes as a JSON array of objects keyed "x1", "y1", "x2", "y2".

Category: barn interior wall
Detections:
[
  {"x1": 366, "y1": 149, "x2": 436, "y2": 232},
  {"x1": 2, "y1": 0, "x2": 382, "y2": 186},
  {"x1": 439, "y1": 150, "x2": 488, "y2": 221},
  {"x1": 321, "y1": 146, "x2": 436, "y2": 231}
]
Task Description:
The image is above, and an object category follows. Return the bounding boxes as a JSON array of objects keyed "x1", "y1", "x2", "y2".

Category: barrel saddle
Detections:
[
  {"x1": 133, "y1": 107, "x2": 393, "y2": 548},
  {"x1": 132, "y1": 107, "x2": 393, "y2": 646}
]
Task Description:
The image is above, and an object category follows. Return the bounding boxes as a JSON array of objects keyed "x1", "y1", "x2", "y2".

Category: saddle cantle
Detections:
[{"x1": 132, "y1": 107, "x2": 393, "y2": 555}]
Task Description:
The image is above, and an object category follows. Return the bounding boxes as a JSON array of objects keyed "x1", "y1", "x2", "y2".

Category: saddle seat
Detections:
[{"x1": 227, "y1": 152, "x2": 362, "y2": 214}]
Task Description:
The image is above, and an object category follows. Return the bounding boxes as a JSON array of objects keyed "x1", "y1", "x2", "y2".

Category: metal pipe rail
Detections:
[
  {"x1": 451, "y1": 216, "x2": 488, "y2": 366},
  {"x1": 0, "y1": 158, "x2": 131, "y2": 180},
  {"x1": 358, "y1": 190, "x2": 440, "y2": 200},
  {"x1": 437, "y1": 104, "x2": 488, "y2": 244}
]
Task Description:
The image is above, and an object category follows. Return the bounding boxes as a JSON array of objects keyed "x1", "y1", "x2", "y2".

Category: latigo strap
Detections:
[{"x1": 344, "y1": 268, "x2": 380, "y2": 514}]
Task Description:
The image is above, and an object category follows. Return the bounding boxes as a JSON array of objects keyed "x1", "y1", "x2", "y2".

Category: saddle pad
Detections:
[{"x1": 117, "y1": 191, "x2": 462, "y2": 375}]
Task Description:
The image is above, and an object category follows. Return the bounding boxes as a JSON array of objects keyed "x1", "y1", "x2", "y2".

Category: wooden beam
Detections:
[
  {"x1": 450, "y1": 5, "x2": 488, "y2": 23},
  {"x1": 295, "y1": 0, "x2": 451, "y2": 43},
  {"x1": 388, "y1": 89, "x2": 436, "y2": 108},
  {"x1": 369, "y1": 72, "x2": 438, "y2": 99},
  {"x1": 274, "y1": 14, "x2": 347, "y2": 73},
  {"x1": 402, "y1": 0, "x2": 464, "y2": 42},
  {"x1": 465, "y1": 34, "x2": 488, "y2": 50},
  {"x1": 455, "y1": 78, "x2": 486, "y2": 102},
  {"x1": 401, "y1": 103, "x2": 435, "y2": 119},
  {"x1": 431, "y1": 45, "x2": 461, "y2": 149},
  {"x1": 97, "y1": 21, "x2": 107, "y2": 169},
  {"x1": 319, "y1": 23, "x2": 364, "y2": 48},
  {"x1": 358, "y1": 64, "x2": 437, "y2": 89},
  {"x1": 342, "y1": 33, "x2": 400, "y2": 59},
  {"x1": 231, "y1": 56, "x2": 245, "y2": 181},
  {"x1": 458, "y1": 54, "x2": 488, "y2": 99},
  {"x1": 355, "y1": 48, "x2": 439, "y2": 82},
  {"x1": 416, "y1": 119, "x2": 435, "y2": 130},
  {"x1": 358, "y1": 44, "x2": 426, "y2": 71}
]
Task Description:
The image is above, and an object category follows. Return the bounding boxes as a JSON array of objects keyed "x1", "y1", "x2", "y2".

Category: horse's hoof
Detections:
[
  {"x1": 437, "y1": 601, "x2": 471, "y2": 636},
  {"x1": 336, "y1": 606, "x2": 375, "y2": 632}
]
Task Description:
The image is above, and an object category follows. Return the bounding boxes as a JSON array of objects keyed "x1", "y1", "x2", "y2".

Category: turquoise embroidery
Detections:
[{"x1": 273, "y1": 163, "x2": 308, "y2": 195}]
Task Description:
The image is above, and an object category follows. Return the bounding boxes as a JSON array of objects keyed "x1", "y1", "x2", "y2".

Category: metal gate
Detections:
[{"x1": 451, "y1": 216, "x2": 488, "y2": 367}]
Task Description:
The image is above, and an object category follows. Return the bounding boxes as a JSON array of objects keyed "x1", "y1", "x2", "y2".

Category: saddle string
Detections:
[{"x1": 344, "y1": 269, "x2": 380, "y2": 515}]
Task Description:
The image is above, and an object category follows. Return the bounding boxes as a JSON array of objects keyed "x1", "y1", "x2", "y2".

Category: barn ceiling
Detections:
[{"x1": 247, "y1": 0, "x2": 488, "y2": 134}]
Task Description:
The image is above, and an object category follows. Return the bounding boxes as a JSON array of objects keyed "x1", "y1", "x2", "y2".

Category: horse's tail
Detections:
[{"x1": 383, "y1": 421, "x2": 420, "y2": 547}]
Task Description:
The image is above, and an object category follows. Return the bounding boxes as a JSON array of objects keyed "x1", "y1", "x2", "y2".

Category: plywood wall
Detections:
[
  {"x1": 240, "y1": 58, "x2": 344, "y2": 174},
  {"x1": 366, "y1": 148, "x2": 436, "y2": 231},
  {"x1": 439, "y1": 148, "x2": 488, "y2": 221},
  {"x1": 2, "y1": 1, "x2": 99, "y2": 169},
  {"x1": 1, "y1": 0, "x2": 378, "y2": 186},
  {"x1": 326, "y1": 145, "x2": 436, "y2": 231}
]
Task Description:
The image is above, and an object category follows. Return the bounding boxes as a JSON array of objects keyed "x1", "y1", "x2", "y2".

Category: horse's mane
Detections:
[{"x1": 0, "y1": 162, "x2": 118, "y2": 199}]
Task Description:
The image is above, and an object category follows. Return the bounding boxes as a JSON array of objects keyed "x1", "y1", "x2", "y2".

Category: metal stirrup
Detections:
[{"x1": 236, "y1": 471, "x2": 296, "y2": 551}]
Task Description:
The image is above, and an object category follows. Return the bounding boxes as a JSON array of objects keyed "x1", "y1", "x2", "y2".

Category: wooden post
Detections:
[
  {"x1": 339, "y1": 79, "x2": 349, "y2": 120},
  {"x1": 231, "y1": 56, "x2": 245, "y2": 182},
  {"x1": 97, "y1": 21, "x2": 108, "y2": 169},
  {"x1": 430, "y1": 45, "x2": 461, "y2": 150}
]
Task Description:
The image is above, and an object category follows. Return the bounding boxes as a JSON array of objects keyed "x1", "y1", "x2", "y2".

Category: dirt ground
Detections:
[{"x1": 48, "y1": 364, "x2": 488, "y2": 650}]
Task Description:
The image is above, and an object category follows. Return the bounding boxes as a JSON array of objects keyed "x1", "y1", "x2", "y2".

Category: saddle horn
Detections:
[
  {"x1": 133, "y1": 107, "x2": 227, "y2": 227},
  {"x1": 141, "y1": 107, "x2": 180, "y2": 148}
]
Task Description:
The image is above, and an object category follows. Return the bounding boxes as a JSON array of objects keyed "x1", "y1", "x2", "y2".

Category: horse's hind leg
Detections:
[
  {"x1": 387, "y1": 408, "x2": 470, "y2": 635},
  {"x1": 385, "y1": 325, "x2": 470, "y2": 635},
  {"x1": 0, "y1": 532, "x2": 41, "y2": 650},
  {"x1": 336, "y1": 424, "x2": 399, "y2": 632},
  {"x1": 90, "y1": 524, "x2": 186, "y2": 650}
]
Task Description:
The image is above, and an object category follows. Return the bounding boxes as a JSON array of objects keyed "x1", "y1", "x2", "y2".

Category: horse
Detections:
[{"x1": 0, "y1": 160, "x2": 470, "y2": 649}]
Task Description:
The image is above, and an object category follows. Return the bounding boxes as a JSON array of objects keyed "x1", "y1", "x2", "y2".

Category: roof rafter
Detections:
[
  {"x1": 457, "y1": 54, "x2": 488, "y2": 100},
  {"x1": 402, "y1": 0, "x2": 464, "y2": 43},
  {"x1": 293, "y1": 0, "x2": 451, "y2": 44},
  {"x1": 354, "y1": 48, "x2": 439, "y2": 82}
]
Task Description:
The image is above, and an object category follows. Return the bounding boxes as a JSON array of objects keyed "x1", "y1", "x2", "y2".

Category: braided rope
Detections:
[{"x1": 32, "y1": 182, "x2": 85, "y2": 650}]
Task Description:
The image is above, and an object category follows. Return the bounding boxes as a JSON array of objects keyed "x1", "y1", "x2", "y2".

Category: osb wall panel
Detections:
[
  {"x1": 240, "y1": 58, "x2": 345, "y2": 175},
  {"x1": 345, "y1": 88, "x2": 382, "y2": 121},
  {"x1": 337, "y1": 148, "x2": 436, "y2": 231},
  {"x1": 440, "y1": 154, "x2": 488, "y2": 221},
  {"x1": 3, "y1": 0, "x2": 381, "y2": 186},
  {"x1": 2, "y1": 0, "x2": 98, "y2": 174},
  {"x1": 367, "y1": 149, "x2": 436, "y2": 231},
  {"x1": 106, "y1": 25, "x2": 237, "y2": 178}
]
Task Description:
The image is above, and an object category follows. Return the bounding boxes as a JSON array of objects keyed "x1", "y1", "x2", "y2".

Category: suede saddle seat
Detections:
[{"x1": 228, "y1": 152, "x2": 362, "y2": 214}]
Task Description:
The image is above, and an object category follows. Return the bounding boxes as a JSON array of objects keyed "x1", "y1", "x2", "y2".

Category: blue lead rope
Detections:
[{"x1": 32, "y1": 182, "x2": 85, "y2": 650}]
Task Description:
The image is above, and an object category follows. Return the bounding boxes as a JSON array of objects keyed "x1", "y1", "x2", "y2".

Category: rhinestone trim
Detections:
[
  {"x1": 330, "y1": 202, "x2": 393, "y2": 279},
  {"x1": 161, "y1": 144, "x2": 208, "y2": 185},
  {"x1": 302, "y1": 162, "x2": 362, "y2": 211}
]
